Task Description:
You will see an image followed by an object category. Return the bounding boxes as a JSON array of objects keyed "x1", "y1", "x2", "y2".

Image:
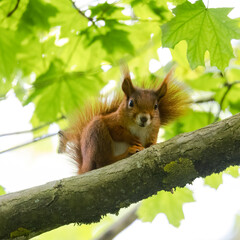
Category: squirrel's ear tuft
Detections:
[
  {"x1": 155, "y1": 68, "x2": 174, "y2": 101},
  {"x1": 122, "y1": 77, "x2": 135, "y2": 97},
  {"x1": 121, "y1": 63, "x2": 135, "y2": 97},
  {"x1": 156, "y1": 81, "x2": 167, "y2": 101}
]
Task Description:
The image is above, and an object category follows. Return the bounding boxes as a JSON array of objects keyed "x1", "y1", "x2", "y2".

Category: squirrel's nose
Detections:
[{"x1": 140, "y1": 116, "x2": 148, "y2": 124}]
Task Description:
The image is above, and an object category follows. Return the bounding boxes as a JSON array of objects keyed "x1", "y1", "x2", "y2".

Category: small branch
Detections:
[
  {"x1": 90, "y1": 17, "x2": 162, "y2": 23},
  {"x1": 214, "y1": 80, "x2": 240, "y2": 122},
  {"x1": 227, "y1": 80, "x2": 240, "y2": 86},
  {"x1": 0, "y1": 96, "x2": 7, "y2": 101},
  {"x1": 192, "y1": 97, "x2": 215, "y2": 104},
  {"x1": 70, "y1": 0, "x2": 93, "y2": 22},
  {"x1": 75, "y1": 8, "x2": 94, "y2": 22},
  {"x1": 7, "y1": 0, "x2": 21, "y2": 17},
  {"x1": 0, "y1": 116, "x2": 65, "y2": 138},
  {"x1": 70, "y1": 0, "x2": 161, "y2": 24},
  {"x1": 192, "y1": 80, "x2": 240, "y2": 106},
  {"x1": 94, "y1": 205, "x2": 139, "y2": 240},
  {"x1": 0, "y1": 132, "x2": 58, "y2": 155}
]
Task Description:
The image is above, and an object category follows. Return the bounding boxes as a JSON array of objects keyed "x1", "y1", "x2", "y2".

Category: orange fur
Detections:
[
  {"x1": 59, "y1": 69, "x2": 190, "y2": 174},
  {"x1": 58, "y1": 93, "x2": 123, "y2": 172},
  {"x1": 158, "y1": 74, "x2": 190, "y2": 125}
]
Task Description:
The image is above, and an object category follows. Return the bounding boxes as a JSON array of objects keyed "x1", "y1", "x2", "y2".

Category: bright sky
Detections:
[{"x1": 0, "y1": 0, "x2": 240, "y2": 239}]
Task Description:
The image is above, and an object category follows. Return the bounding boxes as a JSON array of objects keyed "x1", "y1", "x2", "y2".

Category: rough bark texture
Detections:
[{"x1": 0, "y1": 113, "x2": 240, "y2": 240}]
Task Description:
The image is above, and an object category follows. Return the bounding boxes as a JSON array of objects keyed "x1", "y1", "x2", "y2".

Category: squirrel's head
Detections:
[{"x1": 121, "y1": 71, "x2": 168, "y2": 128}]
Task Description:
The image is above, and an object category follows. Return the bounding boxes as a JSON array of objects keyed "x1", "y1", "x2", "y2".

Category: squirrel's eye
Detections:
[
  {"x1": 154, "y1": 103, "x2": 158, "y2": 110},
  {"x1": 129, "y1": 99, "x2": 134, "y2": 108}
]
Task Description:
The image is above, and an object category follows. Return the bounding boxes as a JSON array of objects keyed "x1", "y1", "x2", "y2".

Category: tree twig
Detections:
[
  {"x1": 7, "y1": 0, "x2": 21, "y2": 17},
  {"x1": 70, "y1": 0, "x2": 161, "y2": 24},
  {"x1": 0, "y1": 132, "x2": 58, "y2": 155},
  {"x1": 0, "y1": 96, "x2": 7, "y2": 101},
  {"x1": 94, "y1": 205, "x2": 140, "y2": 240},
  {"x1": 0, "y1": 116, "x2": 65, "y2": 138},
  {"x1": 214, "y1": 84, "x2": 232, "y2": 122},
  {"x1": 214, "y1": 80, "x2": 240, "y2": 122},
  {"x1": 70, "y1": 0, "x2": 93, "y2": 22},
  {"x1": 192, "y1": 97, "x2": 215, "y2": 104}
]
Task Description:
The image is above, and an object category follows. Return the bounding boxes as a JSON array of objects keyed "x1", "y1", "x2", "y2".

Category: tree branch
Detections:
[{"x1": 0, "y1": 113, "x2": 240, "y2": 239}]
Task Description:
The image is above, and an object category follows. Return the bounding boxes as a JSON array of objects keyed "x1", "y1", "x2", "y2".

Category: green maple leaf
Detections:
[
  {"x1": 161, "y1": 0, "x2": 240, "y2": 71},
  {"x1": 0, "y1": 186, "x2": 5, "y2": 196},
  {"x1": 25, "y1": 59, "x2": 104, "y2": 124},
  {"x1": 225, "y1": 166, "x2": 240, "y2": 178},
  {"x1": 89, "y1": 2, "x2": 125, "y2": 18},
  {"x1": 90, "y1": 28, "x2": 134, "y2": 55},
  {"x1": 204, "y1": 166, "x2": 240, "y2": 189},
  {"x1": 0, "y1": 27, "x2": 19, "y2": 95},
  {"x1": 0, "y1": 0, "x2": 29, "y2": 30},
  {"x1": 18, "y1": 0, "x2": 58, "y2": 33},
  {"x1": 138, "y1": 188, "x2": 194, "y2": 227},
  {"x1": 204, "y1": 172, "x2": 223, "y2": 189},
  {"x1": 50, "y1": 0, "x2": 88, "y2": 38}
]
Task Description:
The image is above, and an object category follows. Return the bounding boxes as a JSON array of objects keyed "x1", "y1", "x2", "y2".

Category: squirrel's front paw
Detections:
[{"x1": 128, "y1": 145, "x2": 144, "y2": 155}]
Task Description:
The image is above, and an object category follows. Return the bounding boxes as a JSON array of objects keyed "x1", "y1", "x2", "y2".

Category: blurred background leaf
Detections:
[{"x1": 138, "y1": 188, "x2": 194, "y2": 227}]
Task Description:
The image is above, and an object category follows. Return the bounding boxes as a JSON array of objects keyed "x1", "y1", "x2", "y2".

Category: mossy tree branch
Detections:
[{"x1": 0, "y1": 113, "x2": 240, "y2": 240}]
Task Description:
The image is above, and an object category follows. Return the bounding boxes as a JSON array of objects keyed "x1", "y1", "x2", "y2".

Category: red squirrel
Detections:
[{"x1": 59, "y1": 67, "x2": 190, "y2": 174}]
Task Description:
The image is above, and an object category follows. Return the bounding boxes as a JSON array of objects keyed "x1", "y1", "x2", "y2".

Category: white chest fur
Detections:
[
  {"x1": 129, "y1": 125, "x2": 150, "y2": 147},
  {"x1": 112, "y1": 125, "x2": 151, "y2": 157},
  {"x1": 112, "y1": 141, "x2": 129, "y2": 157}
]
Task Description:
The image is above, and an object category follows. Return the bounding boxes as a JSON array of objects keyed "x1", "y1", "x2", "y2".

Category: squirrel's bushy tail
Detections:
[
  {"x1": 58, "y1": 92, "x2": 124, "y2": 172},
  {"x1": 158, "y1": 74, "x2": 190, "y2": 125},
  {"x1": 141, "y1": 70, "x2": 190, "y2": 125}
]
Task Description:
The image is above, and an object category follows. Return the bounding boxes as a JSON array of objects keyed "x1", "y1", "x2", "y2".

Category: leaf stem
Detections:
[{"x1": 7, "y1": 0, "x2": 21, "y2": 17}]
